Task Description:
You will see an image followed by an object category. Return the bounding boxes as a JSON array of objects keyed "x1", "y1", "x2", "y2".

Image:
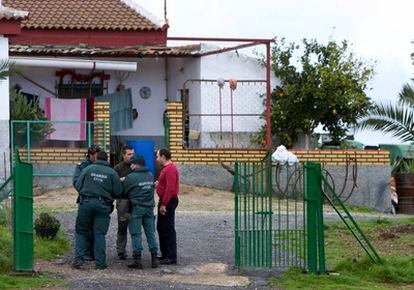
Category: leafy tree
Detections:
[
  {"x1": 257, "y1": 38, "x2": 374, "y2": 148},
  {"x1": 358, "y1": 83, "x2": 414, "y2": 143}
]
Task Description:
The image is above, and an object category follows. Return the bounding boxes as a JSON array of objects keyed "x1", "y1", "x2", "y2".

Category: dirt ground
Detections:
[
  {"x1": 34, "y1": 183, "x2": 338, "y2": 214},
  {"x1": 33, "y1": 184, "x2": 235, "y2": 212}
]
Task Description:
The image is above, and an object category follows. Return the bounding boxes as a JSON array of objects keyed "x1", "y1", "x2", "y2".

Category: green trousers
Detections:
[
  {"x1": 74, "y1": 198, "x2": 111, "y2": 268},
  {"x1": 128, "y1": 206, "x2": 158, "y2": 254}
]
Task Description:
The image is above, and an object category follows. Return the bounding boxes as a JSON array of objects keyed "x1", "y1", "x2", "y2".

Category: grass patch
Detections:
[
  {"x1": 0, "y1": 273, "x2": 67, "y2": 289},
  {"x1": 34, "y1": 229, "x2": 70, "y2": 260},
  {"x1": 341, "y1": 204, "x2": 375, "y2": 214},
  {"x1": 0, "y1": 205, "x2": 69, "y2": 288},
  {"x1": 271, "y1": 217, "x2": 414, "y2": 289}
]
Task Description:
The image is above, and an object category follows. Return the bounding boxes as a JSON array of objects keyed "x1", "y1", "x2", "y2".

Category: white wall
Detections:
[
  {"x1": 115, "y1": 58, "x2": 166, "y2": 136},
  {"x1": 0, "y1": 36, "x2": 10, "y2": 179},
  {"x1": 0, "y1": 36, "x2": 9, "y2": 120},
  {"x1": 10, "y1": 58, "x2": 168, "y2": 137}
]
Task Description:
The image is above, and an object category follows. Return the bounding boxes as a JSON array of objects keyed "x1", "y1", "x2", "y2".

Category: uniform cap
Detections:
[{"x1": 130, "y1": 155, "x2": 145, "y2": 166}]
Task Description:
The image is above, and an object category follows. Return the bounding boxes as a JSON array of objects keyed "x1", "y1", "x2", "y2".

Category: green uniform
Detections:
[
  {"x1": 124, "y1": 167, "x2": 158, "y2": 255},
  {"x1": 72, "y1": 157, "x2": 94, "y2": 258},
  {"x1": 114, "y1": 161, "x2": 132, "y2": 257},
  {"x1": 72, "y1": 158, "x2": 92, "y2": 188},
  {"x1": 74, "y1": 160, "x2": 122, "y2": 269}
]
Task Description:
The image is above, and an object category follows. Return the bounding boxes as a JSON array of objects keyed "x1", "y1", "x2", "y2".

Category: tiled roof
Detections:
[
  {"x1": 9, "y1": 44, "x2": 202, "y2": 57},
  {"x1": 3, "y1": 0, "x2": 163, "y2": 31},
  {"x1": 0, "y1": 5, "x2": 28, "y2": 21}
]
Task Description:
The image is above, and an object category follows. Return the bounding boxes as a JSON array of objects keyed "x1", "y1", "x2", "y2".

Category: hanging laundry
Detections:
[
  {"x1": 45, "y1": 97, "x2": 87, "y2": 141},
  {"x1": 96, "y1": 88, "x2": 133, "y2": 133}
]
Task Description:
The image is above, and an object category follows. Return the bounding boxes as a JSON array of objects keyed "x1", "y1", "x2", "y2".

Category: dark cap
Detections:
[
  {"x1": 130, "y1": 155, "x2": 145, "y2": 166},
  {"x1": 88, "y1": 144, "x2": 101, "y2": 154}
]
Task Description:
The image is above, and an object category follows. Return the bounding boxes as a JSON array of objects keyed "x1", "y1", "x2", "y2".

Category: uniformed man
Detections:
[
  {"x1": 73, "y1": 150, "x2": 122, "y2": 270},
  {"x1": 124, "y1": 155, "x2": 158, "y2": 269},
  {"x1": 114, "y1": 145, "x2": 134, "y2": 260},
  {"x1": 72, "y1": 144, "x2": 101, "y2": 261},
  {"x1": 72, "y1": 145, "x2": 101, "y2": 189}
]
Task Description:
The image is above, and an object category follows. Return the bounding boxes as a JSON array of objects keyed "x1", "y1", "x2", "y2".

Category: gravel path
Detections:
[{"x1": 49, "y1": 210, "x2": 280, "y2": 289}]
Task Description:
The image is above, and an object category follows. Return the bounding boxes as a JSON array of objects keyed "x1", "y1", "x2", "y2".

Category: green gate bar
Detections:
[{"x1": 13, "y1": 151, "x2": 33, "y2": 271}]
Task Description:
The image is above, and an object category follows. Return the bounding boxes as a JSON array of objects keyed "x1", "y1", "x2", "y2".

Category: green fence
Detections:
[
  {"x1": 10, "y1": 120, "x2": 107, "y2": 177},
  {"x1": 234, "y1": 156, "x2": 380, "y2": 273}
]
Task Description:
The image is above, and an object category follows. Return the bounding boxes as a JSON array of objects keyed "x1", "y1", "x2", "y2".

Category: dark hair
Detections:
[
  {"x1": 97, "y1": 151, "x2": 108, "y2": 161},
  {"x1": 121, "y1": 145, "x2": 133, "y2": 155},
  {"x1": 158, "y1": 148, "x2": 171, "y2": 160},
  {"x1": 88, "y1": 144, "x2": 101, "y2": 155}
]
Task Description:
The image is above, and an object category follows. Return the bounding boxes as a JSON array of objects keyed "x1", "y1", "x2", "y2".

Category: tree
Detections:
[
  {"x1": 258, "y1": 38, "x2": 374, "y2": 148},
  {"x1": 358, "y1": 83, "x2": 414, "y2": 143}
]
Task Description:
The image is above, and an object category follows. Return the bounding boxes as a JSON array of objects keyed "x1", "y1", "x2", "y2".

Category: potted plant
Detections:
[{"x1": 34, "y1": 213, "x2": 61, "y2": 240}]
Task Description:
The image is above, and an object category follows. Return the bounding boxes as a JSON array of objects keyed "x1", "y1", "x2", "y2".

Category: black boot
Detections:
[
  {"x1": 151, "y1": 253, "x2": 159, "y2": 268},
  {"x1": 127, "y1": 253, "x2": 143, "y2": 269}
]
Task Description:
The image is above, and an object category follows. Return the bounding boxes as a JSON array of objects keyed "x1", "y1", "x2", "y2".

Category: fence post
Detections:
[
  {"x1": 13, "y1": 151, "x2": 33, "y2": 271},
  {"x1": 305, "y1": 162, "x2": 326, "y2": 274},
  {"x1": 26, "y1": 121, "x2": 31, "y2": 162},
  {"x1": 234, "y1": 161, "x2": 240, "y2": 267}
]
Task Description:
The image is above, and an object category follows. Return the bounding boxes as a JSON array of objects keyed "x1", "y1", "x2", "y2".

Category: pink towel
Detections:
[{"x1": 45, "y1": 97, "x2": 87, "y2": 141}]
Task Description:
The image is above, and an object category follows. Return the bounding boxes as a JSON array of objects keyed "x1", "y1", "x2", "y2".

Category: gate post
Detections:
[
  {"x1": 13, "y1": 151, "x2": 33, "y2": 272},
  {"x1": 305, "y1": 162, "x2": 326, "y2": 274}
]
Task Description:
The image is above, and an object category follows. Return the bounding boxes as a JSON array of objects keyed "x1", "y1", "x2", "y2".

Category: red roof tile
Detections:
[
  {"x1": 3, "y1": 0, "x2": 163, "y2": 31},
  {"x1": 9, "y1": 44, "x2": 202, "y2": 57}
]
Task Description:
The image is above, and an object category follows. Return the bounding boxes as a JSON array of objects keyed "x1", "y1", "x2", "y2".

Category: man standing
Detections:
[
  {"x1": 114, "y1": 145, "x2": 134, "y2": 260},
  {"x1": 72, "y1": 144, "x2": 101, "y2": 260},
  {"x1": 124, "y1": 155, "x2": 158, "y2": 269},
  {"x1": 73, "y1": 145, "x2": 101, "y2": 188},
  {"x1": 156, "y1": 148, "x2": 179, "y2": 265},
  {"x1": 73, "y1": 151, "x2": 122, "y2": 270}
]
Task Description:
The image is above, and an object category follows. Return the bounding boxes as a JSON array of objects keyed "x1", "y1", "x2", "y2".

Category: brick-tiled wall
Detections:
[
  {"x1": 19, "y1": 148, "x2": 86, "y2": 163},
  {"x1": 168, "y1": 102, "x2": 268, "y2": 164},
  {"x1": 94, "y1": 101, "x2": 110, "y2": 151},
  {"x1": 167, "y1": 102, "x2": 390, "y2": 165},
  {"x1": 291, "y1": 149, "x2": 390, "y2": 165}
]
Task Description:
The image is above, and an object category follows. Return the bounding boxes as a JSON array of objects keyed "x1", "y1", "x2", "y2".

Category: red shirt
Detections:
[{"x1": 156, "y1": 162, "x2": 179, "y2": 206}]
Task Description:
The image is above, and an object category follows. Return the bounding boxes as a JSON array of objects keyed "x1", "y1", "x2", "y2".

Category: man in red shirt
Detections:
[{"x1": 155, "y1": 148, "x2": 179, "y2": 265}]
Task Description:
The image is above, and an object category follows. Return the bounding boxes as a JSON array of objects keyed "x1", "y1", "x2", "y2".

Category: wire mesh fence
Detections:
[{"x1": 183, "y1": 79, "x2": 267, "y2": 149}]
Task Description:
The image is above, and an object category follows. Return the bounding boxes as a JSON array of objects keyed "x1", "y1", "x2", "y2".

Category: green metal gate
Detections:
[
  {"x1": 234, "y1": 155, "x2": 381, "y2": 273},
  {"x1": 234, "y1": 155, "x2": 325, "y2": 271}
]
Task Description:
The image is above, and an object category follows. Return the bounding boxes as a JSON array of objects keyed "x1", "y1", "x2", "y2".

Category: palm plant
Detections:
[
  {"x1": 0, "y1": 59, "x2": 18, "y2": 82},
  {"x1": 358, "y1": 83, "x2": 414, "y2": 143}
]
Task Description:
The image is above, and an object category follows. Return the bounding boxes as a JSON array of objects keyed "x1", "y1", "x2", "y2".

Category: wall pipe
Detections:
[{"x1": 9, "y1": 57, "x2": 138, "y2": 72}]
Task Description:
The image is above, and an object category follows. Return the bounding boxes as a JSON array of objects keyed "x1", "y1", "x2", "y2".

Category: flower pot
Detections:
[
  {"x1": 35, "y1": 225, "x2": 59, "y2": 240},
  {"x1": 395, "y1": 173, "x2": 414, "y2": 214}
]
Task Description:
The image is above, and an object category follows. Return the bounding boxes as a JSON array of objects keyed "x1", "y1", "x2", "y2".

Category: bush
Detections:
[
  {"x1": 34, "y1": 213, "x2": 61, "y2": 240},
  {"x1": 34, "y1": 213, "x2": 60, "y2": 229}
]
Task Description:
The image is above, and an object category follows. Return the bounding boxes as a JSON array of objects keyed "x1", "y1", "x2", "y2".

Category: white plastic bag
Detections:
[{"x1": 272, "y1": 145, "x2": 299, "y2": 165}]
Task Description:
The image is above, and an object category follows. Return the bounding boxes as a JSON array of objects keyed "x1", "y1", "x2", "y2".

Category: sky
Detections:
[{"x1": 136, "y1": 0, "x2": 414, "y2": 146}]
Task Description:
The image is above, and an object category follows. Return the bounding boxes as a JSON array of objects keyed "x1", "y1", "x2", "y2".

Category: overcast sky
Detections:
[{"x1": 137, "y1": 0, "x2": 414, "y2": 146}]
